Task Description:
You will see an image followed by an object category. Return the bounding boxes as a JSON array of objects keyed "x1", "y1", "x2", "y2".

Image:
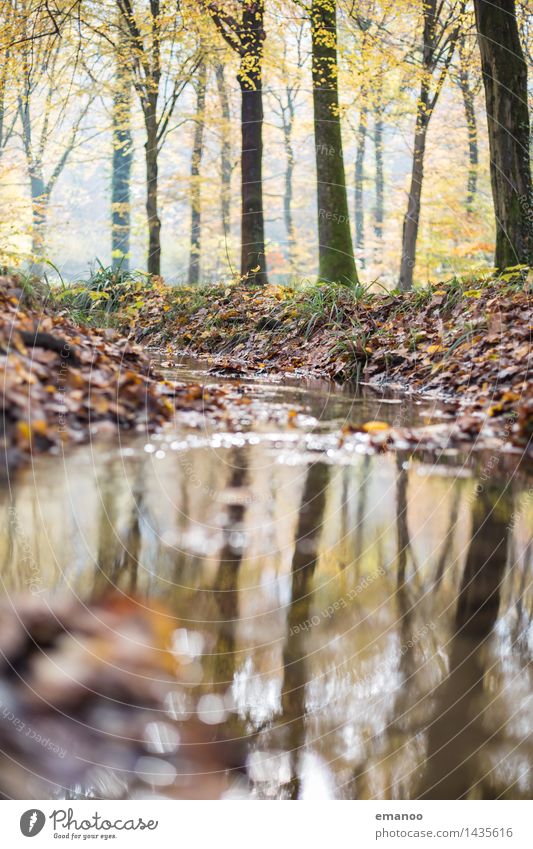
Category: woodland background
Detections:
[{"x1": 0, "y1": 1, "x2": 531, "y2": 287}]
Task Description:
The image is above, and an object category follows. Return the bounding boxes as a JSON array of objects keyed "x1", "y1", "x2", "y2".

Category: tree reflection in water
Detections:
[
  {"x1": 280, "y1": 461, "x2": 329, "y2": 799},
  {"x1": 211, "y1": 447, "x2": 248, "y2": 693},
  {"x1": 0, "y1": 369, "x2": 531, "y2": 800},
  {"x1": 419, "y1": 484, "x2": 513, "y2": 799}
]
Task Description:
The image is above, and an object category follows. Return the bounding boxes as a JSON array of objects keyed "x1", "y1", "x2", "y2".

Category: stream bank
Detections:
[{"x1": 122, "y1": 274, "x2": 532, "y2": 454}]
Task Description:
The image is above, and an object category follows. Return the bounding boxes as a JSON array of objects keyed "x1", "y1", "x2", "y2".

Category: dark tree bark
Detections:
[
  {"x1": 354, "y1": 104, "x2": 367, "y2": 266},
  {"x1": 144, "y1": 98, "x2": 161, "y2": 277},
  {"x1": 188, "y1": 61, "x2": 207, "y2": 285},
  {"x1": 111, "y1": 53, "x2": 133, "y2": 271},
  {"x1": 457, "y1": 39, "x2": 478, "y2": 214},
  {"x1": 239, "y1": 61, "x2": 267, "y2": 283},
  {"x1": 399, "y1": 0, "x2": 464, "y2": 291},
  {"x1": 215, "y1": 64, "x2": 232, "y2": 238},
  {"x1": 474, "y1": 0, "x2": 533, "y2": 267},
  {"x1": 399, "y1": 89, "x2": 430, "y2": 291},
  {"x1": 208, "y1": 2, "x2": 268, "y2": 285},
  {"x1": 311, "y1": 0, "x2": 358, "y2": 286}
]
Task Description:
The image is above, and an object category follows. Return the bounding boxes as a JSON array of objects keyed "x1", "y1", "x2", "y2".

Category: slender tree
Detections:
[
  {"x1": 373, "y1": 96, "x2": 384, "y2": 241},
  {"x1": 399, "y1": 0, "x2": 466, "y2": 290},
  {"x1": 215, "y1": 63, "x2": 232, "y2": 238},
  {"x1": 354, "y1": 100, "x2": 367, "y2": 265},
  {"x1": 270, "y1": 21, "x2": 306, "y2": 271},
  {"x1": 456, "y1": 37, "x2": 478, "y2": 214},
  {"x1": 17, "y1": 38, "x2": 92, "y2": 269},
  {"x1": 111, "y1": 41, "x2": 133, "y2": 271},
  {"x1": 311, "y1": 0, "x2": 358, "y2": 286},
  {"x1": 343, "y1": 4, "x2": 403, "y2": 258},
  {"x1": 188, "y1": 60, "x2": 207, "y2": 285},
  {"x1": 474, "y1": 0, "x2": 533, "y2": 268},
  {"x1": 115, "y1": 0, "x2": 198, "y2": 276},
  {"x1": 207, "y1": 1, "x2": 268, "y2": 285},
  {"x1": 0, "y1": 2, "x2": 17, "y2": 161}
]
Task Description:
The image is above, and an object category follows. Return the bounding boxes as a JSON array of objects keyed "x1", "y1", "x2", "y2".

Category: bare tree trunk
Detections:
[
  {"x1": 399, "y1": 94, "x2": 429, "y2": 291},
  {"x1": 145, "y1": 98, "x2": 161, "y2": 277},
  {"x1": 208, "y1": 2, "x2": 268, "y2": 284},
  {"x1": 282, "y1": 99, "x2": 296, "y2": 268},
  {"x1": 374, "y1": 105, "x2": 384, "y2": 241},
  {"x1": 311, "y1": 0, "x2": 358, "y2": 287},
  {"x1": 398, "y1": 0, "x2": 463, "y2": 290},
  {"x1": 215, "y1": 64, "x2": 232, "y2": 238},
  {"x1": 30, "y1": 174, "x2": 49, "y2": 274},
  {"x1": 111, "y1": 56, "x2": 133, "y2": 271},
  {"x1": 188, "y1": 62, "x2": 207, "y2": 285},
  {"x1": 474, "y1": 0, "x2": 533, "y2": 267},
  {"x1": 354, "y1": 104, "x2": 367, "y2": 266},
  {"x1": 458, "y1": 41, "x2": 478, "y2": 214},
  {"x1": 239, "y1": 64, "x2": 268, "y2": 284},
  {"x1": 461, "y1": 81, "x2": 478, "y2": 213}
]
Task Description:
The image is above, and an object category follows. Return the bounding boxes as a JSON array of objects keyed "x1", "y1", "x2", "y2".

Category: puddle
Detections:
[{"x1": 0, "y1": 358, "x2": 531, "y2": 799}]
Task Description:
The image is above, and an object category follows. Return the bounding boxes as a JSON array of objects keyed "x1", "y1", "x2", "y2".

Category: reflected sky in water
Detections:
[{"x1": 0, "y1": 362, "x2": 531, "y2": 799}]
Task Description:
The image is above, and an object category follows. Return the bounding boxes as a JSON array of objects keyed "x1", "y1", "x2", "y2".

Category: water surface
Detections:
[{"x1": 1, "y1": 360, "x2": 531, "y2": 799}]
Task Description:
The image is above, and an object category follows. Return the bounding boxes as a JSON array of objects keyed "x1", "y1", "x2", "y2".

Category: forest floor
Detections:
[
  {"x1": 1, "y1": 270, "x2": 531, "y2": 460},
  {"x1": 119, "y1": 272, "x2": 532, "y2": 453},
  {"x1": 0, "y1": 275, "x2": 236, "y2": 464}
]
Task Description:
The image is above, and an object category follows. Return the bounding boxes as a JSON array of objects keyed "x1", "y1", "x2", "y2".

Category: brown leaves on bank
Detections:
[
  {"x1": 125, "y1": 276, "x2": 531, "y2": 450},
  {"x1": 0, "y1": 277, "x2": 227, "y2": 463}
]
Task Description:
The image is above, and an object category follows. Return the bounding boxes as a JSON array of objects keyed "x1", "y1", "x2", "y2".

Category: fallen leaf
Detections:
[{"x1": 362, "y1": 420, "x2": 390, "y2": 433}]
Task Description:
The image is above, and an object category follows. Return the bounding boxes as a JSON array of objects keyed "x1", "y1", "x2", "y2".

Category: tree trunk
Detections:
[
  {"x1": 144, "y1": 99, "x2": 161, "y2": 277},
  {"x1": 239, "y1": 63, "x2": 268, "y2": 284},
  {"x1": 30, "y1": 173, "x2": 48, "y2": 272},
  {"x1": 474, "y1": 0, "x2": 533, "y2": 267},
  {"x1": 0, "y1": 80, "x2": 7, "y2": 160},
  {"x1": 374, "y1": 105, "x2": 384, "y2": 240},
  {"x1": 311, "y1": 0, "x2": 358, "y2": 287},
  {"x1": 188, "y1": 62, "x2": 207, "y2": 285},
  {"x1": 283, "y1": 101, "x2": 296, "y2": 268},
  {"x1": 215, "y1": 64, "x2": 232, "y2": 238},
  {"x1": 399, "y1": 88, "x2": 430, "y2": 291},
  {"x1": 458, "y1": 43, "x2": 478, "y2": 214},
  {"x1": 111, "y1": 58, "x2": 133, "y2": 271},
  {"x1": 354, "y1": 105, "x2": 367, "y2": 266},
  {"x1": 461, "y1": 78, "x2": 478, "y2": 213}
]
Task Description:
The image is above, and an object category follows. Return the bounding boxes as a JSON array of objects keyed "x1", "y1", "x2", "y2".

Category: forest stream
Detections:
[{"x1": 1, "y1": 358, "x2": 532, "y2": 800}]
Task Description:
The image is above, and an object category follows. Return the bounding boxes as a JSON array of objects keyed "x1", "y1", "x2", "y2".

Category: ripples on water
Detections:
[{"x1": 0, "y1": 362, "x2": 531, "y2": 799}]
